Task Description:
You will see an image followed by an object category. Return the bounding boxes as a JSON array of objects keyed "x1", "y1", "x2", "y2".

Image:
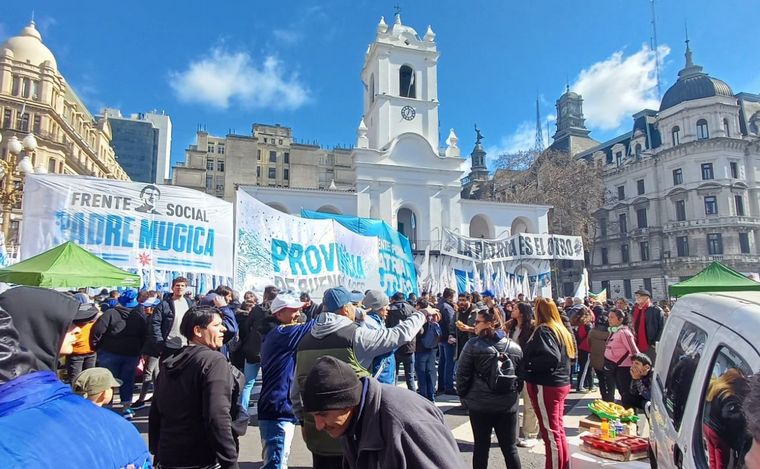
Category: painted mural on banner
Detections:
[
  {"x1": 235, "y1": 190, "x2": 380, "y2": 296},
  {"x1": 441, "y1": 229, "x2": 584, "y2": 262},
  {"x1": 21, "y1": 174, "x2": 234, "y2": 276}
]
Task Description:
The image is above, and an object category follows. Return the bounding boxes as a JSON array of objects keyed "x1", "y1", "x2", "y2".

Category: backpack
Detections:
[
  {"x1": 486, "y1": 339, "x2": 518, "y2": 393},
  {"x1": 420, "y1": 321, "x2": 442, "y2": 349}
]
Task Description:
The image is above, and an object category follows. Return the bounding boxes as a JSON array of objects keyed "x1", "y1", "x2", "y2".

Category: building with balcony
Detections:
[
  {"x1": 571, "y1": 42, "x2": 760, "y2": 300},
  {"x1": 0, "y1": 21, "x2": 130, "y2": 247}
]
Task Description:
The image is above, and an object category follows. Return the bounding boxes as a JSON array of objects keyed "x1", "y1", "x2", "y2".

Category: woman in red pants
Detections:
[{"x1": 522, "y1": 297, "x2": 576, "y2": 469}]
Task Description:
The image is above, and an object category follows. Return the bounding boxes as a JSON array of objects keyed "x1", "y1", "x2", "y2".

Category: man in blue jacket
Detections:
[{"x1": 0, "y1": 286, "x2": 150, "y2": 468}]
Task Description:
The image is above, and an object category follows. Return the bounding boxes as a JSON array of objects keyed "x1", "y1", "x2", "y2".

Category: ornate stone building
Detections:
[{"x1": 0, "y1": 21, "x2": 130, "y2": 246}]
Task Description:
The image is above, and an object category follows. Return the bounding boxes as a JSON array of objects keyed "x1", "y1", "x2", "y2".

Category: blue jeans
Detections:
[
  {"x1": 97, "y1": 350, "x2": 139, "y2": 406},
  {"x1": 241, "y1": 361, "x2": 261, "y2": 410},
  {"x1": 438, "y1": 342, "x2": 456, "y2": 392},
  {"x1": 260, "y1": 418, "x2": 297, "y2": 469},
  {"x1": 415, "y1": 350, "x2": 437, "y2": 401},
  {"x1": 395, "y1": 352, "x2": 417, "y2": 391}
]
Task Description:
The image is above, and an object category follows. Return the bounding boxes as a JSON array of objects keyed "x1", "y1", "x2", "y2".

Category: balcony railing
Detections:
[
  {"x1": 663, "y1": 217, "x2": 760, "y2": 232},
  {"x1": 663, "y1": 254, "x2": 760, "y2": 265}
]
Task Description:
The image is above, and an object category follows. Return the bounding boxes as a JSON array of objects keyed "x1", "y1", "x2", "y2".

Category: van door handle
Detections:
[{"x1": 674, "y1": 443, "x2": 683, "y2": 469}]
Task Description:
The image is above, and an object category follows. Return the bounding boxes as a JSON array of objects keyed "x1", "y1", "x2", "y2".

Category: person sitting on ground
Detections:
[
  {"x1": 629, "y1": 353, "x2": 653, "y2": 411},
  {"x1": 72, "y1": 367, "x2": 122, "y2": 407},
  {"x1": 303, "y1": 356, "x2": 466, "y2": 469},
  {"x1": 0, "y1": 286, "x2": 150, "y2": 467}
]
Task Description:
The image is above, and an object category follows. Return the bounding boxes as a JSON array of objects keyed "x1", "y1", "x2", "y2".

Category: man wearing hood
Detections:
[
  {"x1": 0, "y1": 286, "x2": 150, "y2": 467},
  {"x1": 292, "y1": 286, "x2": 425, "y2": 469}
]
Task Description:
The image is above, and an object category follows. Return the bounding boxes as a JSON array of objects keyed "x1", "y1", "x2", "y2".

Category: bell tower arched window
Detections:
[
  {"x1": 399, "y1": 65, "x2": 415, "y2": 98},
  {"x1": 723, "y1": 118, "x2": 730, "y2": 137},
  {"x1": 696, "y1": 119, "x2": 709, "y2": 140},
  {"x1": 369, "y1": 73, "x2": 375, "y2": 104}
]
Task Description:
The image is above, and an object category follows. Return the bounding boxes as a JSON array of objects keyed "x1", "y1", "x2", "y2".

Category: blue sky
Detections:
[{"x1": 3, "y1": 0, "x2": 760, "y2": 171}]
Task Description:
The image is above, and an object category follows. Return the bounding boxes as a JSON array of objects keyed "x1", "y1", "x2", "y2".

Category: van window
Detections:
[
  {"x1": 697, "y1": 346, "x2": 753, "y2": 469},
  {"x1": 663, "y1": 322, "x2": 707, "y2": 431}
]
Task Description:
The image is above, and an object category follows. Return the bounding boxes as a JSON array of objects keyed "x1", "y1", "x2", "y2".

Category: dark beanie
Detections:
[{"x1": 302, "y1": 356, "x2": 362, "y2": 412}]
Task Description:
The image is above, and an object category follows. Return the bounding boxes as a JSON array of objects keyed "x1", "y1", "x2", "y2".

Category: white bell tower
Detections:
[{"x1": 361, "y1": 14, "x2": 440, "y2": 152}]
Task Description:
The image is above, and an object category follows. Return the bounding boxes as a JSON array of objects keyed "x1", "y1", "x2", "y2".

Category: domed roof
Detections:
[
  {"x1": 2, "y1": 21, "x2": 58, "y2": 70},
  {"x1": 659, "y1": 44, "x2": 732, "y2": 112}
]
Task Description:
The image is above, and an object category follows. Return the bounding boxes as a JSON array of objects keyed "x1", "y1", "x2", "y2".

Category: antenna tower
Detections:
[
  {"x1": 534, "y1": 96, "x2": 545, "y2": 152},
  {"x1": 650, "y1": 0, "x2": 662, "y2": 100}
]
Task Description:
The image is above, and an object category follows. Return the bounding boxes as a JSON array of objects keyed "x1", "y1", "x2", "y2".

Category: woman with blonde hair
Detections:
[{"x1": 522, "y1": 297, "x2": 576, "y2": 469}]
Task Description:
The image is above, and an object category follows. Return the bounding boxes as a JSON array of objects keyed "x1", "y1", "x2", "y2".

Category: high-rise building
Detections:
[
  {"x1": 100, "y1": 108, "x2": 172, "y2": 184},
  {"x1": 0, "y1": 21, "x2": 129, "y2": 247}
]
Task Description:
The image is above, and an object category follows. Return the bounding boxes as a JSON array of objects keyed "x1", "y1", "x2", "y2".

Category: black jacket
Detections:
[
  {"x1": 91, "y1": 305, "x2": 147, "y2": 356},
  {"x1": 437, "y1": 298, "x2": 457, "y2": 339},
  {"x1": 149, "y1": 294, "x2": 194, "y2": 352},
  {"x1": 242, "y1": 302, "x2": 270, "y2": 363},
  {"x1": 456, "y1": 331, "x2": 523, "y2": 413},
  {"x1": 633, "y1": 304, "x2": 665, "y2": 347},
  {"x1": 302, "y1": 302, "x2": 322, "y2": 321},
  {"x1": 521, "y1": 325, "x2": 571, "y2": 387},
  {"x1": 385, "y1": 301, "x2": 417, "y2": 355},
  {"x1": 149, "y1": 345, "x2": 244, "y2": 469},
  {"x1": 455, "y1": 306, "x2": 477, "y2": 358}
]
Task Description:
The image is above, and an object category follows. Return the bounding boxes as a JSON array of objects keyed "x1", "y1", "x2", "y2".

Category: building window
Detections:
[
  {"x1": 640, "y1": 241, "x2": 649, "y2": 261},
  {"x1": 634, "y1": 143, "x2": 642, "y2": 159},
  {"x1": 707, "y1": 233, "x2": 723, "y2": 255},
  {"x1": 257, "y1": 149, "x2": 262, "y2": 160},
  {"x1": 263, "y1": 137, "x2": 267, "y2": 143},
  {"x1": 637, "y1": 179, "x2": 645, "y2": 195},
  {"x1": 207, "y1": 143, "x2": 214, "y2": 153},
  {"x1": 217, "y1": 161, "x2": 225, "y2": 172},
  {"x1": 618, "y1": 213, "x2": 627, "y2": 233},
  {"x1": 21, "y1": 78, "x2": 31, "y2": 98},
  {"x1": 673, "y1": 168, "x2": 683, "y2": 185},
  {"x1": 278, "y1": 139, "x2": 283, "y2": 145},
  {"x1": 399, "y1": 65, "x2": 416, "y2": 98},
  {"x1": 723, "y1": 118, "x2": 730, "y2": 137},
  {"x1": 256, "y1": 166, "x2": 261, "y2": 178},
  {"x1": 617, "y1": 185, "x2": 625, "y2": 200},
  {"x1": 623, "y1": 279, "x2": 632, "y2": 299},
  {"x1": 599, "y1": 218, "x2": 607, "y2": 237},
  {"x1": 269, "y1": 151, "x2": 277, "y2": 163},
  {"x1": 740, "y1": 233, "x2": 751, "y2": 254},
  {"x1": 268, "y1": 167, "x2": 276, "y2": 179},
  {"x1": 216, "y1": 184, "x2": 224, "y2": 192},
  {"x1": 370, "y1": 73, "x2": 375, "y2": 104},
  {"x1": 11, "y1": 76, "x2": 20, "y2": 96},
  {"x1": 205, "y1": 176, "x2": 213, "y2": 190},
  {"x1": 701, "y1": 163, "x2": 714, "y2": 180},
  {"x1": 735, "y1": 195, "x2": 745, "y2": 216},
  {"x1": 206, "y1": 159, "x2": 214, "y2": 170},
  {"x1": 675, "y1": 200, "x2": 686, "y2": 221},
  {"x1": 284, "y1": 168, "x2": 289, "y2": 180},
  {"x1": 636, "y1": 208, "x2": 648, "y2": 228},
  {"x1": 696, "y1": 119, "x2": 709, "y2": 140},
  {"x1": 704, "y1": 196, "x2": 718, "y2": 215},
  {"x1": 621, "y1": 244, "x2": 630, "y2": 263},
  {"x1": 671, "y1": 126, "x2": 681, "y2": 146},
  {"x1": 18, "y1": 113, "x2": 29, "y2": 132},
  {"x1": 601, "y1": 248, "x2": 608, "y2": 265},
  {"x1": 730, "y1": 161, "x2": 739, "y2": 179},
  {"x1": 601, "y1": 280, "x2": 610, "y2": 293},
  {"x1": 2, "y1": 109, "x2": 12, "y2": 128},
  {"x1": 284, "y1": 152, "x2": 290, "y2": 164},
  {"x1": 643, "y1": 278, "x2": 652, "y2": 293},
  {"x1": 676, "y1": 236, "x2": 689, "y2": 257},
  {"x1": 217, "y1": 144, "x2": 225, "y2": 154},
  {"x1": 47, "y1": 158, "x2": 57, "y2": 174},
  {"x1": 615, "y1": 151, "x2": 623, "y2": 166}
]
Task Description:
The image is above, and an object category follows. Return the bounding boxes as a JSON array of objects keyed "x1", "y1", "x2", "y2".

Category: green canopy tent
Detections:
[
  {"x1": 0, "y1": 241, "x2": 141, "y2": 288},
  {"x1": 668, "y1": 261, "x2": 760, "y2": 297}
]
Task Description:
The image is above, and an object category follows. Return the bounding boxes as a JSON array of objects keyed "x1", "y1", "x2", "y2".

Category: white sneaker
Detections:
[{"x1": 518, "y1": 438, "x2": 539, "y2": 448}]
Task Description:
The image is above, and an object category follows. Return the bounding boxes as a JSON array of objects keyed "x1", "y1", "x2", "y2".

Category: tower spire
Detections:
[
  {"x1": 534, "y1": 95, "x2": 545, "y2": 152},
  {"x1": 684, "y1": 21, "x2": 693, "y2": 68},
  {"x1": 650, "y1": 0, "x2": 662, "y2": 100}
]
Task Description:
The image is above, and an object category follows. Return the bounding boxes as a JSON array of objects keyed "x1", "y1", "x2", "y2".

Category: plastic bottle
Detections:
[{"x1": 600, "y1": 419, "x2": 609, "y2": 440}]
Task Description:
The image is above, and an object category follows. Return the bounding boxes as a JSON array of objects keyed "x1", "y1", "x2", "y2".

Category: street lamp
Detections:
[{"x1": 0, "y1": 132, "x2": 39, "y2": 246}]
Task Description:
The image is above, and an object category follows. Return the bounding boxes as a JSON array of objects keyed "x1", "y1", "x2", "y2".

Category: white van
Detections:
[{"x1": 648, "y1": 291, "x2": 760, "y2": 469}]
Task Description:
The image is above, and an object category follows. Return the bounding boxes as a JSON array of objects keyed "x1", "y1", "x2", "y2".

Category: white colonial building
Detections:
[{"x1": 241, "y1": 15, "x2": 550, "y2": 266}]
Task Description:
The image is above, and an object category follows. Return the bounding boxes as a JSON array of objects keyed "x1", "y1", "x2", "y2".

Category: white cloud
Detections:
[
  {"x1": 485, "y1": 118, "x2": 554, "y2": 168},
  {"x1": 273, "y1": 29, "x2": 301, "y2": 45},
  {"x1": 169, "y1": 47, "x2": 309, "y2": 110},
  {"x1": 572, "y1": 44, "x2": 670, "y2": 130}
]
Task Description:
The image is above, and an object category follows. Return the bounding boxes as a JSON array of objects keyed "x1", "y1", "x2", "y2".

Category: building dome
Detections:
[
  {"x1": 659, "y1": 44, "x2": 732, "y2": 112},
  {"x1": 1, "y1": 21, "x2": 58, "y2": 70}
]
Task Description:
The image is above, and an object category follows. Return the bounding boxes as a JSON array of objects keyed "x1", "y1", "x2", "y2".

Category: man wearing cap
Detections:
[
  {"x1": 359, "y1": 290, "x2": 396, "y2": 385},
  {"x1": 0, "y1": 286, "x2": 150, "y2": 467},
  {"x1": 303, "y1": 356, "x2": 465, "y2": 469},
  {"x1": 292, "y1": 286, "x2": 425, "y2": 469},
  {"x1": 66, "y1": 292, "x2": 100, "y2": 383},
  {"x1": 91, "y1": 288, "x2": 147, "y2": 419},
  {"x1": 72, "y1": 367, "x2": 122, "y2": 407},
  {"x1": 631, "y1": 289, "x2": 665, "y2": 364},
  {"x1": 481, "y1": 290, "x2": 505, "y2": 316},
  {"x1": 386, "y1": 291, "x2": 417, "y2": 391},
  {"x1": 258, "y1": 294, "x2": 316, "y2": 468}
]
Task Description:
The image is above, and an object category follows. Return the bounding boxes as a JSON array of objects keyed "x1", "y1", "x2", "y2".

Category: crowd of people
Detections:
[{"x1": 10, "y1": 277, "x2": 760, "y2": 469}]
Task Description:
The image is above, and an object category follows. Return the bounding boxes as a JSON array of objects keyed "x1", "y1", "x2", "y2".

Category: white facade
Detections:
[
  {"x1": 240, "y1": 14, "x2": 550, "y2": 256},
  {"x1": 143, "y1": 111, "x2": 172, "y2": 183}
]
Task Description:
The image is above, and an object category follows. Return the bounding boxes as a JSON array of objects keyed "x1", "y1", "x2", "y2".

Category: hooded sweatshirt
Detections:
[
  {"x1": 149, "y1": 344, "x2": 243, "y2": 469},
  {"x1": 90, "y1": 304, "x2": 147, "y2": 356},
  {"x1": 0, "y1": 287, "x2": 150, "y2": 468}
]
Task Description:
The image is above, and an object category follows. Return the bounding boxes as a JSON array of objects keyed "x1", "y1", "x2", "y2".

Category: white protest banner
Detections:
[
  {"x1": 441, "y1": 229, "x2": 584, "y2": 262},
  {"x1": 235, "y1": 190, "x2": 380, "y2": 296},
  {"x1": 21, "y1": 174, "x2": 234, "y2": 276}
]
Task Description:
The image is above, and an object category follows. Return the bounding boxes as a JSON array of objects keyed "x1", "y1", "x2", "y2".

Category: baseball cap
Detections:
[
  {"x1": 481, "y1": 290, "x2": 495, "y2": 298},
  {"x1": 349, "y1": 290, "x2": 364, "y2": 305},
  {"x1": 322, "y1": 287, "x2": 352, "y2": 313},
  {"x1": 118, "y1": 289, "x2": 139, "y2": 308},
  {"x1": 271, "y1": 294, "x2": 304, "y2": 314},
  {"x1": 72, "y1": 367, "x2": 122, "y2": 398},
  {"x1": 73, "y1": 303, "x2": 99, "y2": 323},
  {"x1": 141, "y1": 297, "x2": 160, "y2": 307}
]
